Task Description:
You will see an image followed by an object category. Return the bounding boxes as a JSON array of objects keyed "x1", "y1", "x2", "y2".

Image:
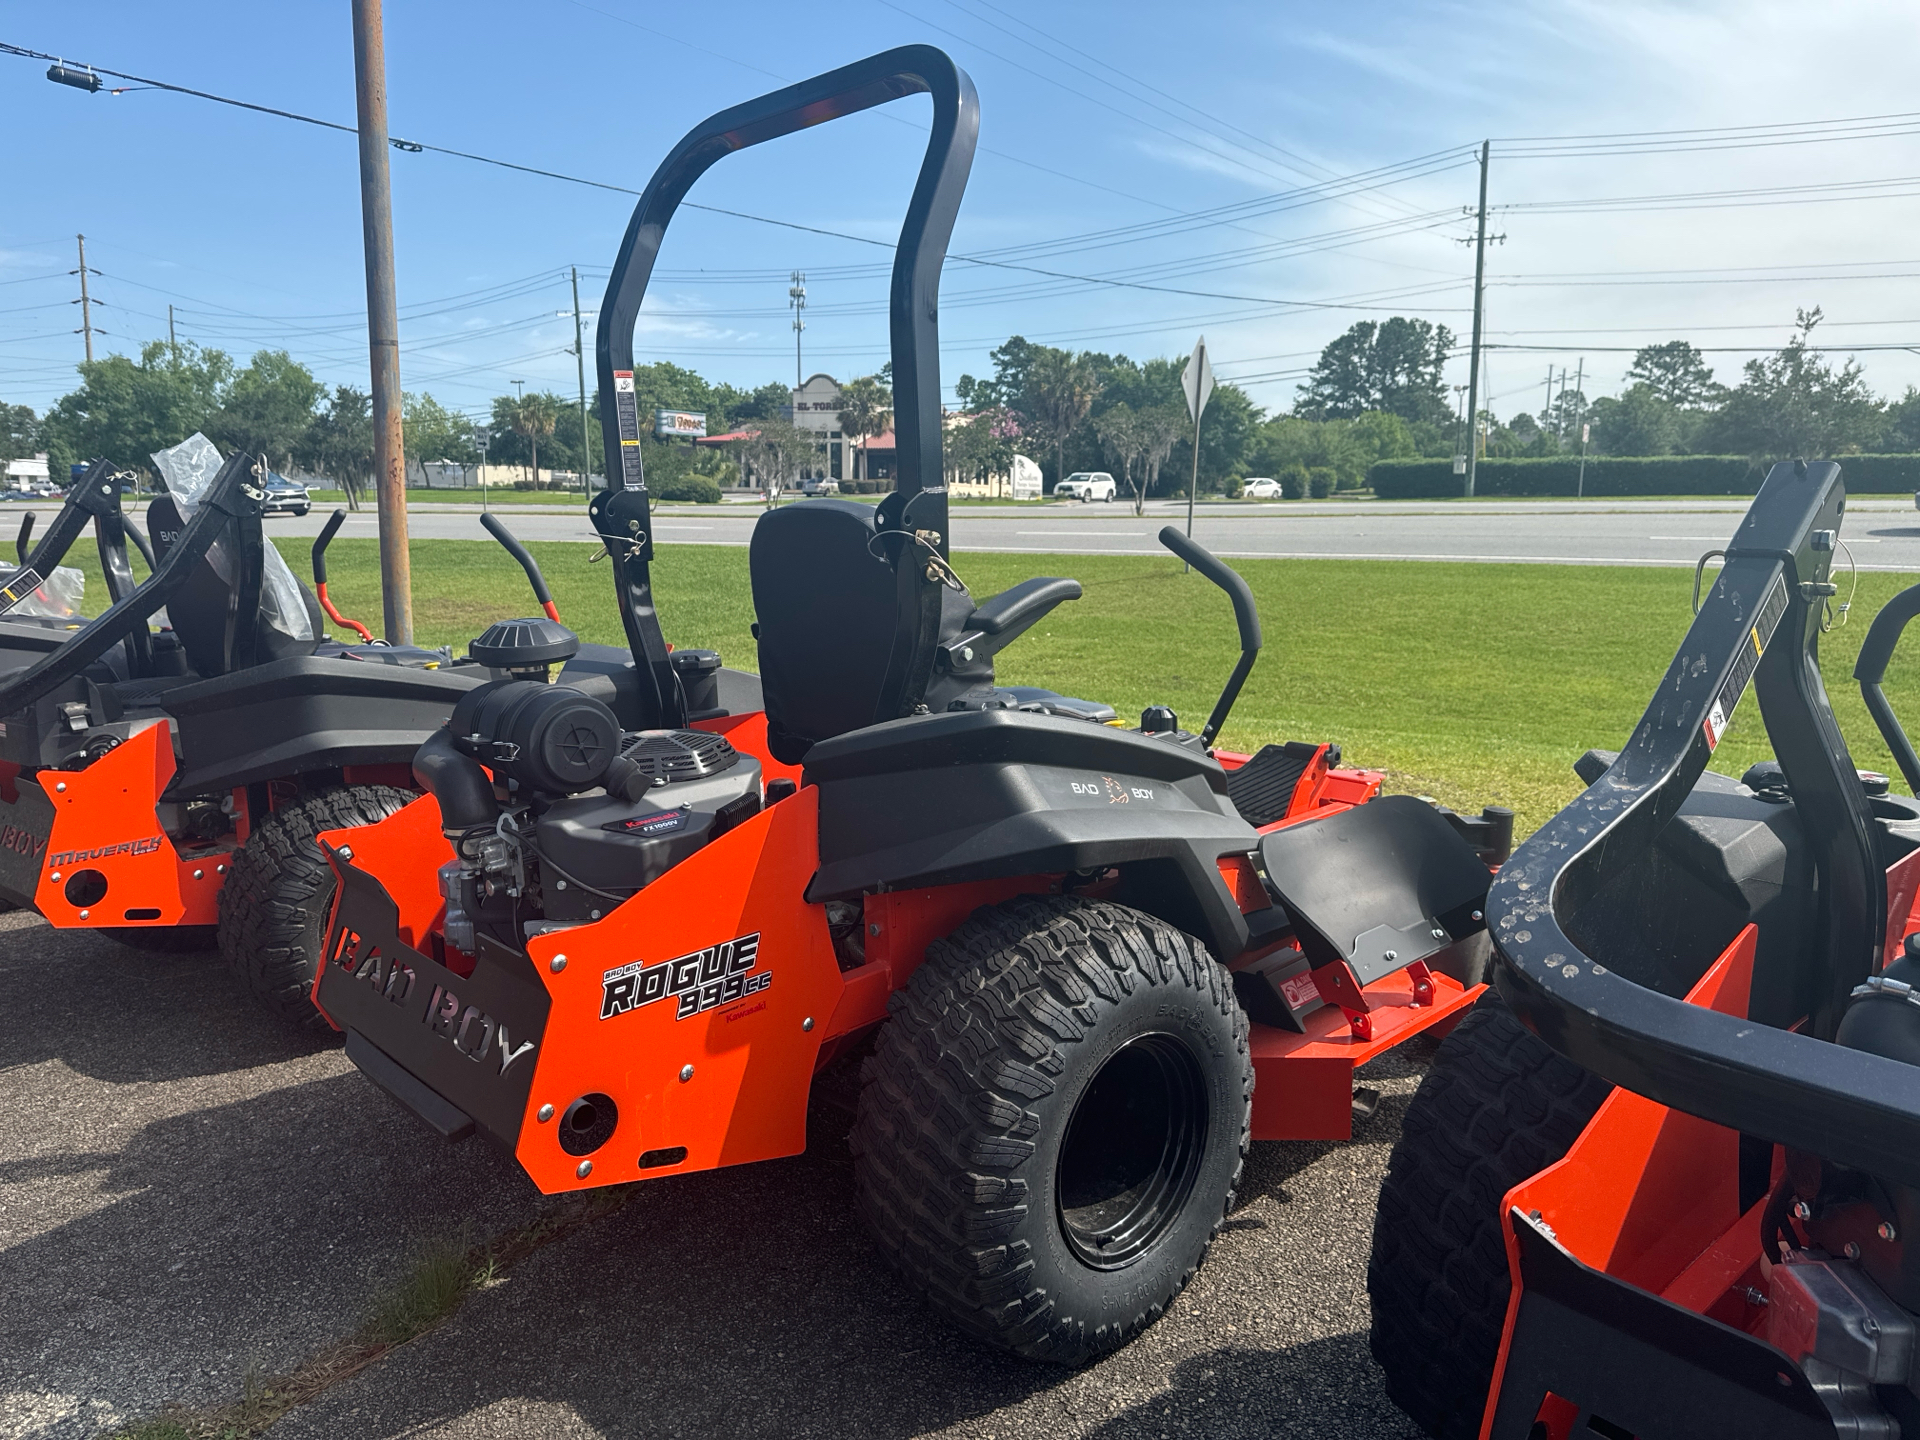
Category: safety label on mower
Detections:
[
  {"x1": 0, "y1": 567, "x2": 44, "y2": 616},
  {"x1": 600, "y1": 932, "x2": 768, "y2": 1022},
  {"x1": 612, "y1": 370, "x2": 646, "y2": 488},
  {"x1": 1704, "y1": 573, "x2": 1789, "y2": 752}
]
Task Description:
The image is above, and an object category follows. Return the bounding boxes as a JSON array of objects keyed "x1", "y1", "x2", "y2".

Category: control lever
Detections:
[
  {"x1": 311, "y1": 509, "x2": 374, "y2": 642},
  {"x1": 1157, "y1": 525, "x2": 1261, "y2": 747},
  {"x1": 480, "y1": 512, "x2": 561, "y2": 622}
]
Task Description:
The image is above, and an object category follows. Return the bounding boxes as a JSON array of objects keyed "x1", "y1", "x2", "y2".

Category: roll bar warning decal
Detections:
[
  {"x1": 612, "y1": 370, "x2": 646, "y2": 489},
  {"x1": 1705, "y1": 573, "x2": 1789, "y2": 751}
]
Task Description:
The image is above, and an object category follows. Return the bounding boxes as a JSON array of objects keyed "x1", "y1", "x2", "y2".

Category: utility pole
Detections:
[
  {"x1": 350, "y1": 0, "x2": 412, "y2": 645},
  {"x1": 1573, "y1": 357, "x2": 1588, "y2": 498},
  {"x1": 1462, "y1": 141, "x2": 1497, "y2": 499},
  {"x1": 570, "y1": 266, "x2": 592, "y2": 501},
  {"x1": 167, "y1": 304, "x2": 177, "y2": 352},
  {"x1": 73, "y1": 235, "x2": 96, "y2": 362},
  {"x1": 789, "y1": 271, "x2": 806, "y2": 389}
]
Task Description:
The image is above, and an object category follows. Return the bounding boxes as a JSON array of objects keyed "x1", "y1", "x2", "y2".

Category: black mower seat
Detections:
[
  {"x1": 147, "y1": 494, "x2": 325, "y2": 678},
  {"x1": 750, "y1": 499, "x2": 1090, "y2": 763},
  {"x1": 1259, "y1": 795, "x2": 1491, "y2": 985}
]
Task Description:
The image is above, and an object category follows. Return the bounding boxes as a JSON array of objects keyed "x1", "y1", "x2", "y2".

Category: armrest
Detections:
[{"x1": 967, "y1": 576, "x2": 1081, "y2": 636}]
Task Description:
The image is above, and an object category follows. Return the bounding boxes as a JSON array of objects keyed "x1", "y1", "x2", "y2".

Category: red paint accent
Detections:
[
  {"x1": 1217, "y1": 853, "x2": 1271, "y2": 913},
  {"x1": 1884, "y1": 844, "x2": 1920, "y2": 966},
  {"x1": 316, "y1": 582, "x2": 374, "y2": 642},
  {"x1": 542, "y1": 600, "x2": 562, "y2": 624},
  {"x1": 1478, "y1": 926, "x2": 1758, "y2": 1440},
  {"x1": 28, "y1": 721, "x2": 232, "y2": 927},
  {"x1": 1249, "y1": 966, "x2": 1481, "y2": 1141}
]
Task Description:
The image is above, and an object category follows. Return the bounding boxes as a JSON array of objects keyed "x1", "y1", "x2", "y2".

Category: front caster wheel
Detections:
[{"x1": 852, "y1": 894, "x2": 1252, "y2": 1365}]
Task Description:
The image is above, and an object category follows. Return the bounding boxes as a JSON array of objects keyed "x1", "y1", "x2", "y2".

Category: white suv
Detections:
[{"x1": 1055, "y1": 471, "x2": 1117, "y2": 502}]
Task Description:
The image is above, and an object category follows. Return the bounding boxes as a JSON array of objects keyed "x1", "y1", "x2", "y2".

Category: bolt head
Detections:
[
  {"x1": 1383, "y1": 949, "x2": 1397, "y2": 962},
  {"x1": 961, "y1": 646, "x2": 974, "y2": 664},
  {"x1": 1471, "y1": 910, "x2": 1483, "y2": 922},
  {"x1": 576, "y1": 1159, "x2": 593, "y2": 1179},
  {"x1": 1845, "y1": 1241, "x2": 1862, "y2": 1261},
  {"x1": 1794, "y1": 1199, "x2": 1813, "y2": 1222},
  {"x1": 337, "y1": 846, "x2": 354, "y2": 861},
  {"x1": 1432, "y1": 928, "x2": 1447, "y2": 940},
  {"x1": 49, "y1": 872, "x2": 60, "y2": 883},
  {"x1": 679, "y1": 1064, "x2": 694, "y2": 1082},
  {"x1": 216, "y1": 864, "x2": 227, "y2": 875},
  {"x1": 54, "y1": 782, "x2": 65, "y2": 793},
  {"x1": 78, "y1": 909, "x2": 88, "y2": 920},
  {"x1": 802, "y1": 1016, "x2": 814, "y2": 1032},
  {"x1": 869, "y1": 922, "x2": 881, "y2": 936},
  {"x1": 537, "y1": 1104, "x2": 555, "y2": 1123},
  {"x1": 1881, "y1": 1222, "x2": 1899, "y2": 1242},
  {"x1": 192, "y1": 869, "x2": 203, "y2": 880},
  {"x1": 550, "y1": 954, "x2": 568, "y2": 974}
]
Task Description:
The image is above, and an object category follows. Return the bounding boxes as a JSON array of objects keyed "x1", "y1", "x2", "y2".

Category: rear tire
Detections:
[
  {"x1": 852, "y1": 894, "x2": 1251, "y2": 1365},
  {"x1": 217, "y1": 784, "x2": 413, "y2": 1030},
  {"x1": 1366, "y1": 996, "x2": 1611, "y2": 1439}
]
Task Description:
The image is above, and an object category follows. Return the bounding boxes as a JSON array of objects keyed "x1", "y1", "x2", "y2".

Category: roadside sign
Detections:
[
  {"x1": 655, "y1": 409, "x2": 707, "y2": 439},
  {"x1": 1182, "y1": 337, "x2": 1215, "y2": 424}
]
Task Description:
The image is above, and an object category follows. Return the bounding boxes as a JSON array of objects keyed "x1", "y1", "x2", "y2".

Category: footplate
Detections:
[{"x1": 315, "y1": 845, "x2": 550, "y2": 1149}]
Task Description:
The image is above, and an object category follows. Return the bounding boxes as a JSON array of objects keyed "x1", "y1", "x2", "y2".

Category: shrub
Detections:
[
  {"x1": 1279, "y1": 464, "x2": 1309, "y2": 500},
  {"x1": 655, "y1": 472, "x2": 722, "y2": 503},
  {"x1": 1307, "y1": 466, "x2": 1335, "y2": 499},
  {"x1": 1368, "y1": 454, "x2": 1920, "y2": 499},
  {"x1": 1222, "y1": 475, "x2": 1244, "y2": 499}
]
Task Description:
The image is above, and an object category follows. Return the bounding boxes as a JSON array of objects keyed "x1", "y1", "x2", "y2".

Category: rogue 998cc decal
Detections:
[{"x1": 600, "y1": 933, "x2": 767, "y2": 1021}]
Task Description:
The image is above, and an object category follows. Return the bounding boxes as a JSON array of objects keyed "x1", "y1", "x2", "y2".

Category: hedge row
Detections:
[{"x1": 1368, "y1": 454, "x2": 1920, "y2": 498}]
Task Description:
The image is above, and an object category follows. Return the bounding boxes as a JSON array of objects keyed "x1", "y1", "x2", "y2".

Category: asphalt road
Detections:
[
  {"x1": 241, "y1": 494, "x2": 1920, "y2": 570},
  {"x1": 0, "y1": 912, "x2": 1437, "y2": 1440}
]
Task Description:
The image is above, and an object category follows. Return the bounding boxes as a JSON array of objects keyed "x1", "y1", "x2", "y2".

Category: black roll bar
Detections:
[
  {"x1": 479, "y1": 512, "x2": 560, "y2": 622},
  {"x1": 1491, "y1": 461, "x2": 1920, "y2": 1188},
  {"x1": 0, "y1": 451, "x2": 265, "y2": 717},
  {"x1": 1854, "y1": 581, "x2": 1920, "y2": 795},
  {"x1": 1158, "y1": 526, "x2": 1261, "y2": 746},
  {"x1": 593, "y1": 45, "x2": 978, "y2": 730}
]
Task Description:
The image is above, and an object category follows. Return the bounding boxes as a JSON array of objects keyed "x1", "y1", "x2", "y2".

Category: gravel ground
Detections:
[{"x1": 0, "y1": 911, "x2": 1436, "y2": 1440}]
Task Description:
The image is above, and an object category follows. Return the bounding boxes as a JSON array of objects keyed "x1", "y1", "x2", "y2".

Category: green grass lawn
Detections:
[{"x1": 52, "y1": 535, "x2": 1920, "y2": 840}]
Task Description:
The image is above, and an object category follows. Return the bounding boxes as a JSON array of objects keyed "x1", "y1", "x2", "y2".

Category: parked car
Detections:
[
  {"x1": 1242, "y1": 477, "x2": 1282, "y2": 499},
  {"x1": 262, "y1": 472, "x2": 311, "y2": 517},
  {"x1": 799, "y1": 476, "x2": 840, "y2": 496},
  {"x1": 1055, "y1": 471, "x2": 1117, "y2": 501}
]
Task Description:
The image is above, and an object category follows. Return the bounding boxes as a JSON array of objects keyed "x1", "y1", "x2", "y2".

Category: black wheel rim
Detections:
[{"x1": 1055, "y1": 1031, "x2": 1209, "y2": 1270}]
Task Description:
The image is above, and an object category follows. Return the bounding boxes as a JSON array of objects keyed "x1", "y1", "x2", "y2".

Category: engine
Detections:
[{"x1": 413, "y1": 677, "x2": 762, "y2": 955}]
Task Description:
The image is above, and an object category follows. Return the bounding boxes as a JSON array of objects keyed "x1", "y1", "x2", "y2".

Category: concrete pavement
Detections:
[
  {"x1": 0, "y1": 910, "x2": 1433, "y2": 1439},
  {"x1": 241, "y1": 495, "x2": 1920, "y2": 570}
]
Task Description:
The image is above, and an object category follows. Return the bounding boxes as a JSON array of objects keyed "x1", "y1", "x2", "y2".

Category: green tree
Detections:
[
  {"x1": 835, "y1": 375, "x2": 893, "y2": 482},
  {"x1": 42, "y1": 341, "x2": 232, "y2": 477},
  {"x1": 944, "y1": 407, "x2": 1019, "y2": 490},
  {"x1": 298, "y1": 386, "x2": 375, "y2": 505},
  {"x1": 1709, "y1": 309, "x2": 1884, "y2": 459},
  {"x1": 1587, "y1": 384, "x2": 1682, "y2": 456},
  {"x1": 210, "y1": 349, "x2": 320, "y2": 474},
  {"x1": 1886, "y1": 387, "x2": 1920, "y2": 452},
  {"x1": 402, "y1": 393, "x2": 480, "y2": 465},
  {"x1": 711, "y1": 380, "x2": 790, "y2": 426},
  {"x1": 508, "y1": 392, "x2": 559, "y2": 483},
  {"x1": 1296, "y1": 318, "x2": 1455, "y2": 425},
  {"x1": 1024, "y1": 349, "x2": 1102, "y2": 485},
  {"x1": 1626, "y1": 341, "x2": 1723, "y2": 409},
  {"x1": 0, "y1": 403, "x2": 38, "y2": 465}
]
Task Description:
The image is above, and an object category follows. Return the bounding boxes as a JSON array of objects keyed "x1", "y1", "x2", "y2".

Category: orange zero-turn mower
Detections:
[
  {"x1": 0, "y1": 451, "x2": 720, "y2": 1028},
  {"x1": 314, "y1": 45, "x2": 1514, "y2": 1366},
  {"x1": 1368, "y1": 460, "x2": 1920, "y2": 1439}
]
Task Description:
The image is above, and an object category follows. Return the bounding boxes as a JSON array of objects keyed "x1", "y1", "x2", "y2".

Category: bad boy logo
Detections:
[{"x1": 599, "y1": 933, "x2": 768, "y2": 1022}]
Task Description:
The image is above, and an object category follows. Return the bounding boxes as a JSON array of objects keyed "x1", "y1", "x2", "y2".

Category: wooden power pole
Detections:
[
  {"x1": 1463, "y1": 142, "x2": 1489, "y2": 499},
  {"x1": 350, "y1": 0, "x2": 413, "y2": 644},
  {"x1": 75, "y1": 235, "x2": 95, "y2": 362}
]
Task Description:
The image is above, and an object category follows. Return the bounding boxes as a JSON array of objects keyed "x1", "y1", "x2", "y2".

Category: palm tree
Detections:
[
  {"x1": 510, "y1": 393, "x2": 558, "y2": 486},
  {"x1": 1025, "y1": 352, "x2": 1101, "y2": 488},
  {"x1": 836, "y1": 375, "x2": 893, "y2": 483}
]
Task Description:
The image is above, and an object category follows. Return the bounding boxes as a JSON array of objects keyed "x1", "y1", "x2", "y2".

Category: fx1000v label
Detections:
[{"x1": 600, "y1": 933, "x2": 768, "y2": 1022}]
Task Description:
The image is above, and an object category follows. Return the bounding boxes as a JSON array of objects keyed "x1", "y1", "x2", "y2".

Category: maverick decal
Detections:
[
  {"x1": 47, "y1": 836, "x2": 164, "y2": 868},
  {"x1": 600, "y1": 932, "x2": 767, "y2": 1021},
  {"x1": 0, "y1": 824, "x2": 46, "y2": 861}
]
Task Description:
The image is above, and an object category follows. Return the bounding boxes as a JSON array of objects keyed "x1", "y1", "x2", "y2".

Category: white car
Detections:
[
  {"x1": 1055, "y1": 471, "x2": 1117, "y2": 502},
  {"x1": 799, "y1": 477, "x2": 839, "y2": 496},
  {"x1": 1242, "y1": 477, "x2": 1282, "y2": 499}
]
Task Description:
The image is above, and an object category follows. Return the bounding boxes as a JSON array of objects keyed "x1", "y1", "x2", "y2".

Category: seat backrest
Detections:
[
  {"x1": 147, "y1": 494, "x2": 323, "y2": 678},
  {"x1": 1259, "y1": 794, "x2": 1491, "y2": 985},
  {"x1": 750, "y1": 500, "x2": 912, "y2": 763}
]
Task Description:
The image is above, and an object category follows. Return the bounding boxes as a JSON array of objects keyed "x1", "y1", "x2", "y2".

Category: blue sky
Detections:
[{"x1": 7, "y1": 0, "x2": 1920, "y2": 425}]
